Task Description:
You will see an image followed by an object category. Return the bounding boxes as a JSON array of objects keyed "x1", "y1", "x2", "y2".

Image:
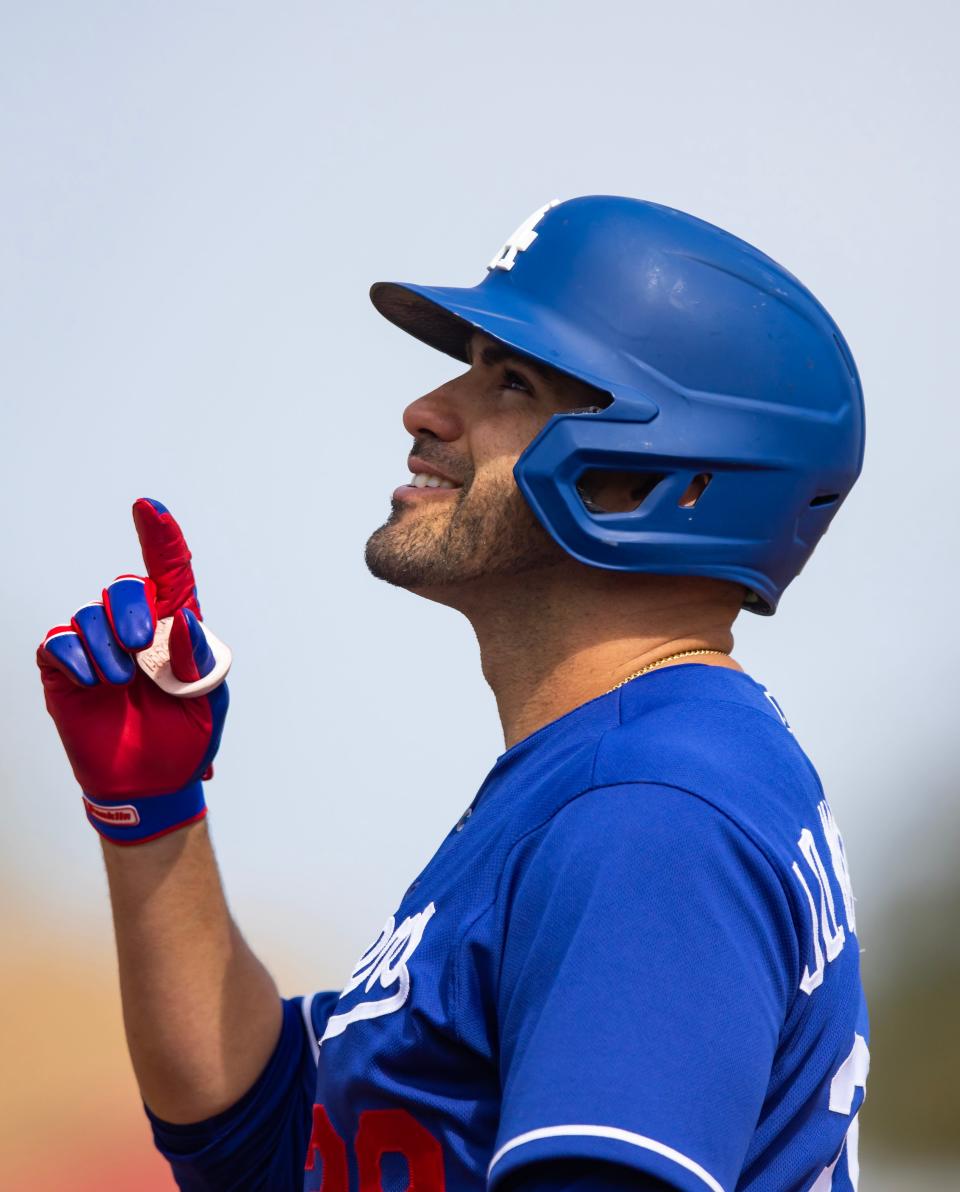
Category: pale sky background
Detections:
[{"x1": 2, "y1": 1, "x2": 957, "y2": 994}]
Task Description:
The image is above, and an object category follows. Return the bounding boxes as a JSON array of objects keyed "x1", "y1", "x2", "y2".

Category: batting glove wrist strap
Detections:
[{"x1": 83, "y1": 780, "x2": 207, "y2": 845}]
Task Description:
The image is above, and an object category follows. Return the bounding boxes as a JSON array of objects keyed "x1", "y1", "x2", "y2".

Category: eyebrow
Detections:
[{"x1": 470, "y1": 340, "x2": 556, "y2": 385}]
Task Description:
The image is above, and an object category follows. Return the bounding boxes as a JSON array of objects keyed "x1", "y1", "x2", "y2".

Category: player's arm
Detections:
[
  {"x1": 101, "y1": 818, "x2": 281, "y2": 1122},
  {"x1": 36, "y1": 499, "x2": 281, "y2": 1124}
]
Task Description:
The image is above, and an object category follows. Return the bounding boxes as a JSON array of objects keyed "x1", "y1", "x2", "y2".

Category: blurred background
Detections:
[{"x1": 2, "y1": 2, "x2": 957, "y2": 1187}]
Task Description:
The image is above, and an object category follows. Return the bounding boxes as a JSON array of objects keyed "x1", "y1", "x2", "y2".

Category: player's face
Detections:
[{"x1": 365, "y1": 332, "x2": 603, "y2": 594}]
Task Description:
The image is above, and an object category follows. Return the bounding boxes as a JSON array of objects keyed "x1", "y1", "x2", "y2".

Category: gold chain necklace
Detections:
[{"x1": 608, "y1": 648, "x2": 731, "y2": 692}]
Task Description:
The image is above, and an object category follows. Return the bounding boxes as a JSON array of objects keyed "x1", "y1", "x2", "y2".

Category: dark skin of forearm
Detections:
[{"x1": 101, "y1": 819, "x2": 282, "y2": 1123}]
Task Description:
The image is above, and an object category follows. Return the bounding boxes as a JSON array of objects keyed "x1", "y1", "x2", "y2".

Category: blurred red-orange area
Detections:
[{"x1": 1, "y1": 904, "x2": 176, "y2": 1191}]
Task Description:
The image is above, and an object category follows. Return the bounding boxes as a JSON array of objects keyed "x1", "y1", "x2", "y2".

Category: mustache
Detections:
[{"x1": 410, "y1": 438, "x2": 474, "y2": 489}]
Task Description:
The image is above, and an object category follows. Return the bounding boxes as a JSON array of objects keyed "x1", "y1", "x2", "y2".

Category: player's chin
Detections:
[
  {"x1": 365, "y1": 520, "x2": 475, "y2": 590},
  {"x1": 364, "y1": 524, "x2": 427, "y2": 586},
  {"x1": 365, "y1": 545, "x2": 440, "y2": 589}
]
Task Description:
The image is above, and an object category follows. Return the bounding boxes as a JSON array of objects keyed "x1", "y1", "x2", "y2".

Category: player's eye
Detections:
[{"x1": 502, "y1": 368, "x2": 533, "y2": 394}]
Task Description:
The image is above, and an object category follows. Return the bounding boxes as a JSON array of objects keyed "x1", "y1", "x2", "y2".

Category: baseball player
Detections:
[{"x1": 38, "y1": 197, "x2": 868, "y2": 1192}]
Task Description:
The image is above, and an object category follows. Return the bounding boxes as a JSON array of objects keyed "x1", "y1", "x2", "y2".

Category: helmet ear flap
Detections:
[
  {"x1": 514, "y1": 412, "x2": 787, "y2": 614},
  {"x1": 515, "y1": 412, "x2": 672, "y2": 567}
]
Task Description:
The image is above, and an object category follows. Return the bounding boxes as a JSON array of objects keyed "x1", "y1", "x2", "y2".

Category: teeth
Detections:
[{"x1": 409, "y1": 473, "x2": 456, "y2": 489}]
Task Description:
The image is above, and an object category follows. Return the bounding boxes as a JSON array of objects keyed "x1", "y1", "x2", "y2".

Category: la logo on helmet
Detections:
[{"x1": 488, "y1": 199, "x2": 560, "y2": 272}]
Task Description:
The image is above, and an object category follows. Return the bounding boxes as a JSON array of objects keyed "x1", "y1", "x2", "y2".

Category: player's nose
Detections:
[{"x1": 402, "y1": 383, "x2": 465, "y2": 443}]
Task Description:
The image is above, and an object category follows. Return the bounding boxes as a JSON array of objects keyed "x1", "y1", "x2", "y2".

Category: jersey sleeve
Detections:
[
  {"x1": 490, "y1": 783, "x2": 797, "y2": 1192},
  {"x1": 147, "y1": 992, "x2": 339, "y2": 1191}
]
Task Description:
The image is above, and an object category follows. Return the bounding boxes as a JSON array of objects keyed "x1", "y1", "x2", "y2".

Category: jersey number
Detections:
[
  {"x1": 306, "y1": 1105, "x2": 445, "y2": 1191},
  {"x1": 810, "y1": 1033, "x2": 870, "y2": 1190}
]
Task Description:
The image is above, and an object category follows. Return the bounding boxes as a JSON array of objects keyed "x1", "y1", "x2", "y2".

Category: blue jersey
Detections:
[{"x1": 151, "y1": 666, "x2": 868, "y2": 1191}]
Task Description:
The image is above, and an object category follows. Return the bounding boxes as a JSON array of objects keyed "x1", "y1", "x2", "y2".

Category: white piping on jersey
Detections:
[
  {"x1": 487, "y1": 1124, "x2": 725, "y2": 1192},
  {"x1": 300, "y1": 992, "x2": 321, "y2": 1065}
]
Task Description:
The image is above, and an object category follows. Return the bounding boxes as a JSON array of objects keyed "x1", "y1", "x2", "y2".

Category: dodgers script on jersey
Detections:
[{"x1": 150, "y1": 667, "x2": 868, "y2": 1192}]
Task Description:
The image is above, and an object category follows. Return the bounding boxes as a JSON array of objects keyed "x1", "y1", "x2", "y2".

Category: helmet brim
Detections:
[{"x1": 369, "y1": 280, "x2": 660, "y2": 418}]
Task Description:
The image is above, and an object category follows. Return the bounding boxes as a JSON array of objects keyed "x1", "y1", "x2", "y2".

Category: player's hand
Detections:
[{"x1": 37, "y1": 498, "x2": 229, "y2": 844}]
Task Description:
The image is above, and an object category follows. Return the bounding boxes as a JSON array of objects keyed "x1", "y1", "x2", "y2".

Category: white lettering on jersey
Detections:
[
  {"x1": 817, "y1": 799, "x2": 857, "y2": 932},
  {"x1": 487, "y1": 199, "x2": 560, "y2": 272},
  {"x1": 792, "y1": 856, "x2": 827, "y2": 994},
  {"x1": 792, "y1": 804, "x2": 857, "y2": 995},
  {"x1": 320, "y1": 902, "x2": 436, "y2": 1044},
  {"x1": 799, "y1": 827, "x2": 845, "y2": 963}
]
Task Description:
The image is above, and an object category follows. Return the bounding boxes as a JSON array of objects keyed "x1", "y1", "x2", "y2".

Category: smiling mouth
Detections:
[
  {"x1": 406, "y1": 472, "x2": 459, "y2": 490},
  {"x1": 391, "y1": 472, "x2": 463, "y2": 505}
]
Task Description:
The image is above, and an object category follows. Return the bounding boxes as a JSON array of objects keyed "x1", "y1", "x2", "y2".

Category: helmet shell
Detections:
[{"x1": 371, "y1": 196, "x2": 864, "y2": 613}]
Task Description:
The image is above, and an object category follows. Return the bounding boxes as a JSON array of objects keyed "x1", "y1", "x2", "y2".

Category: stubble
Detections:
[{"x1": 364, "y1": 465, "x2": 563, "y2": 590}]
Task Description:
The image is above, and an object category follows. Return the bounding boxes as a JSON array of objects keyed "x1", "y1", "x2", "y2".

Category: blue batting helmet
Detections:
[{"x1": 370, "y1": 196, "x2": 865, "y2": 613}]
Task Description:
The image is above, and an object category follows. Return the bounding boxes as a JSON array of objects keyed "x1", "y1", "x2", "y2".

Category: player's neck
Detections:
[{"x1": 462, "y1": 567, "x2": 744, "y2": 749}]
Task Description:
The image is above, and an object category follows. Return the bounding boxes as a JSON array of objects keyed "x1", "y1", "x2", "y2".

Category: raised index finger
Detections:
[{"x1": 132, "y1": 498, "x2": 202, "y2": 620}]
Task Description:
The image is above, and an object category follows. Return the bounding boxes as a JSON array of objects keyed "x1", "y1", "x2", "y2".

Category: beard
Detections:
[{"x1": 365, "y1": 456, "x2": 565, "y2": 591}]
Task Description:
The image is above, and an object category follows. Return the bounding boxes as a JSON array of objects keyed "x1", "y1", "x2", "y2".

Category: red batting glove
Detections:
[{"x1": 37, "y1": 499, "x2": 229, "y2": 844}]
